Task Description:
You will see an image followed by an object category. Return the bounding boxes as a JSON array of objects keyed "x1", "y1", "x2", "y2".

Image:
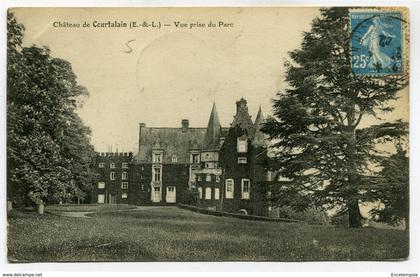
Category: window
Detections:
[
  {"x1": 166, "y1": 186, "x2": 176, "y2": 203},
  {"x1": 192, "y1": 153, "x2": 200, "y2": 163},
  {"x1": 205, "y1": 187, "x2": 212, "y2": 200},
  {"x1": 122, "y1": 162, "x2": 128, "y2": 168},
  {"x1": 153, "y1": 153, "x2": 162, "y2": 163},
  {"x1": 216, "y1": 175, "x2": 220, "y2": 183},
  {"x1": 98, "y1": 163, "x2": 105, "y2": 168},
  {"x1": 153, "y1": 167, "x2": 161, "y2": 182},
  {"x1": 215, "y1": 188, "x2": 220, "y2": 200},
  {"x1": 197, "y1": 175, "x2": 202, "y2": 181},
  {"x1": 172, "y1": 155, "x2": 177, "y2": 163},
  {"x1": 241, "y1": 179, "x2": 251, "y2": 199},
  {"x1": 237, "y1": 139, "x2": 247, "y2": 153},
  {"x1": 121, "y1": 193, "x2": 128, "y2": 199},
  {"x1": 205, "y1": 163, "x2": 209, "y2": 168},
  {"x1": 206, "y1": 174, "x2": 211, "y2": 182},
  {"x1": 122, "y1": 171, "x2": 128, "y2": 180},
  {"x1": 198, "y1": 187, "x2": 203, "y2": 199},
  {"x1": 238, "y1": 157, "x2": 247, "y2": 164},
  {"x1": 110, "y1": 172, "x2": 115, "y2": 180},
  {"x1": 225, "y1": 179, "x2": 234, "y2": 199},
  {"x1": 121, "y1": 182, "x2": 128, "y2": 189},
  {"x1": 152, "y1": 187, "x2": 161, "y2": 202},
  {"x1": 110, "y1": 163, "x2": 115, "y2": 169},
  {"x1": 98, "y1": 182, "x2": 105, "y2": 189},
  {"x1": 98, "y1": 194, "x2": 105, "y2": 203}
]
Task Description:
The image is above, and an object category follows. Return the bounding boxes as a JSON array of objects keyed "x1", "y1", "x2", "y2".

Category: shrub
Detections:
[
  {"x1": 331, "y1": 213, "x2": 349, "y2": 228},
  {"x1": 271, "y1": 206, "x2": 331, "y2": 225},
  {"x1": 182, "y1": 189, "x2": 200, "y2": 206}
]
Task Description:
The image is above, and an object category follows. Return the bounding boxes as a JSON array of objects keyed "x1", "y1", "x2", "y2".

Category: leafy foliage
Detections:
[
  {"x1": 369, "y1": 144, "x2": 409, "y2": 225},
  {"x1": 262, "y1": 8, "x2": 408, "y2": 227},
  {"x1": 7, "y1": 12, "x2": 97, "y2": 206}
]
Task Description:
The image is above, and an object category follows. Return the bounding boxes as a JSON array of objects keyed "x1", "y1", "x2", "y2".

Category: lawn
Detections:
[{"x1": 7, "y1": 205, "x2": 409, "y2": 262}]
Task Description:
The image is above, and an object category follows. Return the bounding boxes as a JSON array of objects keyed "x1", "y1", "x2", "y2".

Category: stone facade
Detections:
[
  {"x1": 94, "y1": 152, "x2": 134, "y2": 204},
  {"x1": 92, "y1": 98, "x2": 272, "y2": 215}
]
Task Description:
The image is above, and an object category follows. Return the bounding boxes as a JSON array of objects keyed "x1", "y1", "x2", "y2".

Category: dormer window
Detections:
[
  {"x1": 172, "y1": 155, "x2": 177, "y2": 163},
  {"x1": 191, "y1": 153, "x2": 200, "y2": 164},
  {"x1": 237, "y1": 138, "x2": 247, "y2": 153},
  {"x1": 153, "y1": 153, "x2": 163, "y2": 163}
]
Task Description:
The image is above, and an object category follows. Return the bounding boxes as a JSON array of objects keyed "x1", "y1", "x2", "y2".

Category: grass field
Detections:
[{"x1": 7, "y1": 205, "x2": 409, "y2": 262}]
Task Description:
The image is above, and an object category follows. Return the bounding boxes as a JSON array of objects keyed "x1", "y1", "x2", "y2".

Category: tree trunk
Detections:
[
  {"x1": 348, "y1": 198, "x2": 362, "y2": 228},
  {"x1": 37, "y1": 204, "x2": 44, "y2": 214},
  {"x1": 37, "y1": 201, "x2": 44, "y2": 215},
  {"x1": 345, "y1": 112, "x2": 362, "y2": 228}
]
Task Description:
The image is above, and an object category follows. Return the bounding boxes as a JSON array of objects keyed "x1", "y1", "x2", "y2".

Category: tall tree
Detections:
[
  {"x1": 262, "y1": 8, "x2": 408, "y2": 227},
  {"x1": 7, "y1": 12, "x2": 97, "y2": 207},
  {"x1": 369, "y1": 143, "x2": 409, "y2": 226}
]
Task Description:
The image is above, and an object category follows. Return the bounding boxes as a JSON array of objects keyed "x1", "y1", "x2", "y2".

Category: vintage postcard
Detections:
[{"x1": 6, "y1": 7, "x2": 409, "y2": 262}]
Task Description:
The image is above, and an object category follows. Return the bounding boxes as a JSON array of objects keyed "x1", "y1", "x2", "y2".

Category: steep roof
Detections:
[
  {"x1": 231, "y1": 98, "x2": 255, "y2": 136},
  {"x1": 252, "y1": 106, "x2": 266, "y2": 146},
  {"x1": 137, "y1": 127, "x2": 207, "y2": 163},
  {"x1": 203, "y1": 103, "x2": 222, "y2": 150}
]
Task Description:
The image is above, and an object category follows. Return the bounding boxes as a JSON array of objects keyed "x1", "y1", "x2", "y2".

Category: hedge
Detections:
[{"x1": 178, "y1": 204, "x2": 306, "y2": 224}]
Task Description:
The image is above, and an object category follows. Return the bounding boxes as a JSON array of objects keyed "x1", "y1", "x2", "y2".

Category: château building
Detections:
[{"x1": 92, "y1": 98, "x2": 272, "y2": 215}]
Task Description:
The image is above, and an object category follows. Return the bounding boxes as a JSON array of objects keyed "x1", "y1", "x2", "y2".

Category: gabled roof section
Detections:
[
  {"x1": 231, "y1": 98, "x2": 255, "y2": 136},
  {"x1": 252, "y1": 106, "x2": 266, "y2": 146},
  {"x1": 203, "y1": 103, "x2": 222, "y2": 150}
]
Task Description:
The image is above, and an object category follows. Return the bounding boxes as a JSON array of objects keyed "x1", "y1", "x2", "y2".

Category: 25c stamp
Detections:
[{"x1": 350, "y1": 9, "x2": 406, "y2": 76}]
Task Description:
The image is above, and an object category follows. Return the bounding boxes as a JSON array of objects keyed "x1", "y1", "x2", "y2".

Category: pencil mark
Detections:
[{"x1": 124, "y1": 39, "x2": 136, "y2": 53}]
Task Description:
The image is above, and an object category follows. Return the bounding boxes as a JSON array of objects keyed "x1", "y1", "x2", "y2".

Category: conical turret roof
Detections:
[
  {"x1": 203, "y1": 102, "x2": 222, "y2": 150},
  {"x1": 252, "y1": 106, "x2": 266, "y2": 146}
]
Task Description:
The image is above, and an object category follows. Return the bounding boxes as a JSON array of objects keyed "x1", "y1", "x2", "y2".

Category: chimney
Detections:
[{"x1": 181, "y1": 119, "x2": 189, "y2": 132}]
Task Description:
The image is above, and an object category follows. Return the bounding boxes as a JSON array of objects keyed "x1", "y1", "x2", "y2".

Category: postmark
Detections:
[{"x1": 350, "y1": 9, "x2": 406, "y2": 76}]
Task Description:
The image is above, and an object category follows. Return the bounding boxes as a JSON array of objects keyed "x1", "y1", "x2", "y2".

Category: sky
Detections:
[{"x1": 13, "y1": 7, "x2": 408, "y2": 153}]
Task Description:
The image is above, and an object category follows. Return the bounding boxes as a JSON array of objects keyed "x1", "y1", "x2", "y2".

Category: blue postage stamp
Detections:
[{"x1": 350, "y1": 10, "x2": 404, "y2": 75}]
